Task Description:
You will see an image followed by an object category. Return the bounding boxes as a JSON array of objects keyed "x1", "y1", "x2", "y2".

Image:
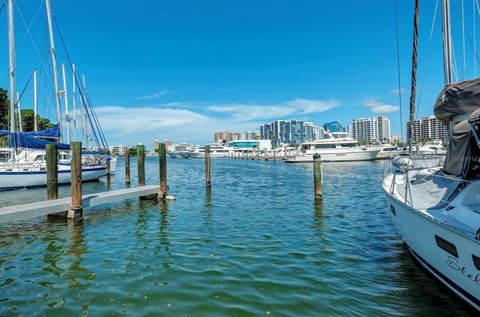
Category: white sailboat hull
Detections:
[
  {"x1": 0, "y1": 166, "x2": 106, "y2": 190},
  {"x1": 383, "y1": 176, "x2": 480, "y2": 311}
]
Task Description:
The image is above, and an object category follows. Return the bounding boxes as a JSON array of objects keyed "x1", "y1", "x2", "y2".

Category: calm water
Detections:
[{"x1": 0, "y1": 158, "x2": 475, "y2": 316}]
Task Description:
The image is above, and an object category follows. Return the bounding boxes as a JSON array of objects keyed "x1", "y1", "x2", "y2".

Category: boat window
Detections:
[
  {"x1": 434, "y1": 235, "x2": 458, "y2": 258},
  {"x1": 302, "y1": 144, "x2": 310, "y2": 150},
  {"x1": 340, "y1": 143, "x2": 357, "y2": 148},
  {"x1": 472, "y1": 254, "x2": 480, "y2": 271},
  {"x1": 314, "y1": 144, "x2": 336, "y2": 149}
]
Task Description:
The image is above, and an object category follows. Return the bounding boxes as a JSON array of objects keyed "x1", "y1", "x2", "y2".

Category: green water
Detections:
[{"x1": 0, "y1": 158, "x2": 475, "y2": 316}]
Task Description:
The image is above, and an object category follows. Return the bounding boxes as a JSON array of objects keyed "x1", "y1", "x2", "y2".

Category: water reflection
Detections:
[{"x1": 67, "y1": 220, "x2": 94, "y2": 289}]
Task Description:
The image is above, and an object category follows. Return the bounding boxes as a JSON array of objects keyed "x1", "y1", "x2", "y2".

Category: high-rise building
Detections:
[
  {"x1": 214, "y1": 131, "x2": 236, "y2": 144},
  {"x1": 259, "y1": 120, "x2": 323, "y2": 145},
  {"x1": 324, "y1": 121, "x2": 345, "y2": 133},
  {"x1": 349, "y1": 116, "x2": 391, "y2": 142},
  {"x1": 406, "y1": 115, "x2": 447, "y2": 143}
]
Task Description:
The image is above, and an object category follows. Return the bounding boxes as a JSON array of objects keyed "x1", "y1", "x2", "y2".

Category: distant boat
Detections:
[
  {"x1": 179, "y1": 144, "x2": 232, "y2": 159},
  {"x1": 286, "y1": 132, "x2": 379, "y2": 163},
  {"x1": 376, "y1": 144, "x2": 407, "y2": 160}
]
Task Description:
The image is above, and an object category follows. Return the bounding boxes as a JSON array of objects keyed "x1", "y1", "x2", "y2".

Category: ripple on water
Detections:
[{"x1": 0, "y1": 159, "x2": 476, "y2": 316}]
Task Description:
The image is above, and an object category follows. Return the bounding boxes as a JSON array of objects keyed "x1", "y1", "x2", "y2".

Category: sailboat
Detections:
[
  {"x1": 0, "y1": 0, "x2": 110, "y2": 190},
  {"x1": 383, "y1": 0, "x2": 480, "y2": 311}
]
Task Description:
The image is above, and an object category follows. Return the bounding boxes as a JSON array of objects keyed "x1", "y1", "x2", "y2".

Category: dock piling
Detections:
[
  {"x1": 313, "y1": 153, "x2": 323, "y2": 202},
  {"x1": 159, "y1": 143, "x2": 167, "y2": 199},
  {"x1": 46, "y1": 144, "x2": 58, "y2": 200},
  {"x1": 205, "y1": 145, "x2": 211, "y2": 188},
  {"x1": 68, "y1": 141, "x2": 83, "y2": 219},
  {"x1": 125, "y1": 151, "x2": 131, "y2": 185},
  {"x1": 137, "y1": 144, "x2": 145, "y2": 186}
]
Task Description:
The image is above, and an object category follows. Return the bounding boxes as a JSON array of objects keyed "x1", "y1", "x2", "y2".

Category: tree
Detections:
[
  {"x1": 128, "y1": 147, "x2": 137, "y2": 156},
  {"x1": 0, "y1": 89, "x2": 54, "y2": 132}
]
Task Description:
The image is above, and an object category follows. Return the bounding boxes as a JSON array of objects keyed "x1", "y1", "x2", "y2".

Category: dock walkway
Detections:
[{"x1": 0, "y1": 185, "x2": 159, "y2": 224}]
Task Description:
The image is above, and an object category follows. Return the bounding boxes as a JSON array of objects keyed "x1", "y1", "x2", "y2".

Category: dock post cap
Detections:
[{"x1": 313, "y1": 153, "x2": 321, "y2": 160}]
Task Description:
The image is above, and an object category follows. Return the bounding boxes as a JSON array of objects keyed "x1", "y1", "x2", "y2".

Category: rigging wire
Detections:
[
  {"x1": 51, "y1": 13, "x2": 103, "y2": 148},
  {"x1": 462, "y1": 0, "x2": 466, "y2": 79},
  {"x1": 394, "y1": 0, "x2": 404, "y2": 142},
  {"x1": 416, "y1": 0, "x2": 439, "y2": 119},
  {"x1": 14, "y1": 73, "x2": 32, "y2": 108}
]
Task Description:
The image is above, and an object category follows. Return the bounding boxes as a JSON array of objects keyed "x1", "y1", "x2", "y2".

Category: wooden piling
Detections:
[
  {"x1": 137, "y1": 144, "x2": 145, "y2": 186},
  {"x1": 68, "y1": 141, "x2": 83, "y2": 219},
  {"x1": 205, "y1": 145, "x2": 211, "y2": 188},
  {"x1": 159, "y1": 143, "x2": 167, "y2": 199},
  {"x1": 273, "y1": 150, "x2": 276, "y2": 161},
  {"x1": 46, "y1": 144, "x2": 58, "y2": 200},
  {"x1": 313, "y1": 153, "x2": 323, "y2": 202},
  {"x1": 125, "y1": 150, "x2": 131, "y2": 184}
]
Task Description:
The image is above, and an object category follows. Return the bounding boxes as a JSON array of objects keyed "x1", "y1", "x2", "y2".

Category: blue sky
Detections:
[{"x1": 0, "y1": 0, "x2": 476, "y2": 145}]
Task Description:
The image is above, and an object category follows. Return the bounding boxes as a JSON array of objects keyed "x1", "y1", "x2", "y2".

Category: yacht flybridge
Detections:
[
  {"x1": 286, "y1": 132, "x2": 379, "y2": 162},
  {"x1": 383, "y1": 0, "x2": 480, "y2": 311}
]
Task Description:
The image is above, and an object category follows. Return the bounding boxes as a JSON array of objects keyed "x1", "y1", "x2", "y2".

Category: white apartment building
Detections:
[
  {"x1": 108, "y1": 144, "x2": 128, "y2": 156},
  {"x1": 349, "y1": 116, "x2": 391, "y2": 142},
  {"x1": 406, "y1": 115, "x2": 447, "y2": 143}
]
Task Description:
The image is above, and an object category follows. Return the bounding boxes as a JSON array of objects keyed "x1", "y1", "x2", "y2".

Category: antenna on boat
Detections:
[
  {"x1": 7, "y1": 0, "x2": 16, "y2": 133},
  {"x1": 441, "y1": 0, "x2": 453, "y2": 84},
  {"x1": 33, "y1": 69, "x2": 37, "y2": 132},
  {"x1": 45, "y1": 0, "x2": 63, "y2": 142}
]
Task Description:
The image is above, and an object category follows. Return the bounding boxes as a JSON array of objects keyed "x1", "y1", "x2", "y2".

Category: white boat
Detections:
[
  {"x1": 286, "y1": 132, "x2": 379, "y2": 163},
  {"x1": 376, "y1": 144, "x2": 407, "y2": 160},
  {"x1": 417, "y1": 140, "x2": 447, "y2": 155},
  {"x1": 383, "y1": 0, "x2": 480, "y2": 311},
  {"x1": 182, "y1": 144, "x2": 232, "y2": 159}
]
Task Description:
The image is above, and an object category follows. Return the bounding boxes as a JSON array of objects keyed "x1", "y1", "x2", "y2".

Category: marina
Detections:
[
  {"x1": 0, "y1": 157, "x2": 475, "y2": 316},
  {"x1": 1, "y1": 0, "x2": 480, "y2": 316}
]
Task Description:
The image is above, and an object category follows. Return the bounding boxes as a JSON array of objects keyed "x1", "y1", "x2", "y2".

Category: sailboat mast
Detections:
[
  {"x1": 61, "y1": 63, "x2": 70, "y2": 143},
  {"x1": 7, "y1": 0, "x2": 15, "y2": 133},
  {"x1": 45, "y1": 0, "x2": 62, "y2": 141},
  {"x1": 33, "y1": 69, "x2": 37, "y2": 132},
  {"x1": 441, "y1": 0, "x2": 453, "y2": 84},
  {"x1": 72, "y1": 64, "x2": 77, "y2": 141}
]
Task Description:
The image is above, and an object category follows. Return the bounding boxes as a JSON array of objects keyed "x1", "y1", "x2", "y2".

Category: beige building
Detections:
[{"x1": 214, "y1": 131, "x2": 236, "y2": 144}]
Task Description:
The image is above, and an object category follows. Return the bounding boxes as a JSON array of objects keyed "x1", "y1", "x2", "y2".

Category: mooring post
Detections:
[
  {"x1": 68, "y1": 141, "x2": 83, "y2": 219},
  {"x1": 125, "y1": 150, "x2": 131, "y2": 185},
  {"x1": 105, "y1": 150, "x2": 111, "y2": 177},
  {"x1": 205, "y1": 145, "x2": 211, "y2": 188},
  {"x1": 46, "y1": 143, "x2": 58, "y2": 200},
  {"x1": 313, "y1": 153, "x2": 323, "y2": 202},
  {"x1": 137, "y1": 144, "x2": 145, "y2": 186},
  {"x1": 159, "y1": 143, "x2": 167, "y2": 199},
  {"x1": 273, "y1": 149, "x2": 276, "y2": 162}
]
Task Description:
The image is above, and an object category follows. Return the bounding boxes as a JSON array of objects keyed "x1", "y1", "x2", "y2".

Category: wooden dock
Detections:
[{"x1": 0, "y1": 185, "x2": 159, "y2": 224}]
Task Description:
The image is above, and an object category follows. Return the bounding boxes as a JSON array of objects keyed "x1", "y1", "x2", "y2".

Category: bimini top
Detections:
[{"x1": 434, "y1": 78, "x2": 480, "y2": 124}]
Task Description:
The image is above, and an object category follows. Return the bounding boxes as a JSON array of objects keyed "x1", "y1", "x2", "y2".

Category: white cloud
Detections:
[
  {"x1": 95, "y1": 105, "x2": 259, "y2": 145},
  {"x1": 364, "y1": 99, "x2": 399, "y2": 114},
  {"x1": 208, "y1": 98, "x2": 339, "y2": 121},
  {"x1": 95, "y1": 98, "x2": 339, "y2": 145},
  {"x1": 389, "y1": 88, "x2": 407, "y2": 95},
  {"x1": 134, "y1": 90, "x2": 169, "y2": 100}
]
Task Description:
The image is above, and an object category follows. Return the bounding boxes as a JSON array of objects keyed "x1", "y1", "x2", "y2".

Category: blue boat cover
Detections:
[
  {"x1": 10, "y1": 133, "x2": 70, "y2": 150},
  {"x1": 0, "y1": 124, "x2": 61, "y2": 138}
]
